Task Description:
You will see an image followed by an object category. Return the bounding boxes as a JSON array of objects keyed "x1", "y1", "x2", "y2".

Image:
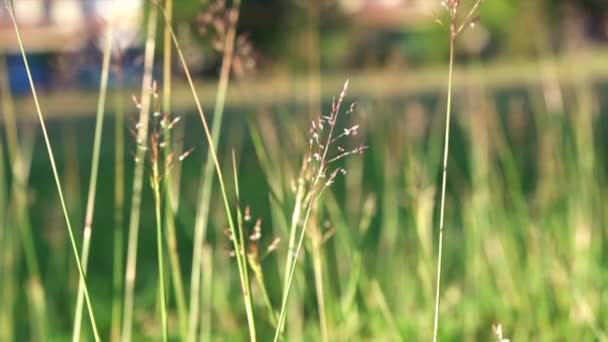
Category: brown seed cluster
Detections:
[
  {"x1": 303, "y1": 80, "x2": 367, "y2": 198},
  {"x1": 197, "y1": 0, "x2": 257, "y2": 78},
  {"x1": 196, "y1": 0, "x2": 238, "y2": 51},
  {"x1": 225, "y1": 205, "x2": 280, "y2": 264},
  {"x1": 437, "y1": 0, "x2": 484, "y2": 38},
  {"x1": 130, "y1": 81, "x2": 193, "y2": 191}
]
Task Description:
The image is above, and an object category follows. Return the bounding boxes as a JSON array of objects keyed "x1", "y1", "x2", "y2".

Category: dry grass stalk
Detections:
[
  {"x1": 433, "y1": 1, "x2": 484, "y2": 341},
  {"x1": 275, "y1": 80, "x2": 367, "y2": 340}
]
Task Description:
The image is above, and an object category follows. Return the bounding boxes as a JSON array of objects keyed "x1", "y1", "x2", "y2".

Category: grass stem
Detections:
[
  {"x1": 1, "y1": 51, "x2": 50, "y2": 342},
  {"x1": 72, "y1": 2, "x2": 115, "y2": 339},
  {"x1": 121, "y1": 5, "x2": 158, "y2": 341},
  {"x1": 160, "y1": 0, "x2": 189, "y2": 339},
  {"x1": 4, "y1": 1, "x2": 100, "y2": 340},
  {"x1": 155, "y1": 2, "x2": 257, "y2": 340},
  {"x1": 274, "y1": 81, "x2": 351, "y2": 341},
  {"x1": 432, "y1": 13, "x2": 456, "y2": 342},
  {"x1": 152, "y1": 161, "x2": 169, "y2": 342},
  {"x1": 432, "y1": 2, "x2": 484, "y2": 338},
  {"x1": 111, "y1": 56, "x2": 126, "y2": 342},
  {"x1": 311, "y1": 226, "x2": 328, "y2": 342},
  {"x1": 232, "y1": 151, "x2": 257, "y2": 341},
  {"x1": 185, "y1": 0, "x2": 243, "y2": 339}
]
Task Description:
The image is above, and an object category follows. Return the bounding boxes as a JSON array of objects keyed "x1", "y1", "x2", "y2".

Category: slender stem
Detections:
[
  {"x1": 281, "y1": 180, "x2": 304, "y2": 295},
  {"x1": 200, "y1": 246, "x2": 214, "y2": 342},
  {"x1": 0, "y1": 171, "x2": 19, "y2": 342},
  {"x1": 160, "y1": 0, "x2": 189, "y2": 339},
  {"x1": 162, "y1": 0, "x2": 173, "y2": 113},
  {"x1": 153, "y1": 169, "x2": 169, "y2": 342},
  {"x1": 0, "y1": 137, "x2": 5, "y2": 329},
  {"x1": 4, "y1": 1, "x2": 100, "y2": 340},
  {"x1": 306, "y1": 3, "x2": 328, "y2": 337},
  {"x1": 72, "y1": 2, "x2": 115, "y2": 339},
  {"x1": 111, "y1": 56, "x2": 126, "y2": 342},
  {"x1": 0, "y1": 138, "x2": 9, "y2": 342},
  {"x1": 121, "y1": 6, "x2": 158, "y2": 341},
  {"x1": 274, "y1": 190, "x2": 316, "y2": 341},
  {"x1": 279, "y1": 158, "x2": 310, "y2": 337},
  {"x1": 232, "y1": 152, "x2": 257, "y2": 341},
  {"x1": 455, "y1": 0, "x2": 484, "y2": 36},
  {"x1": 432, "y1": 23, "x2": 456, "y2": 342},
  {"x1": 278, "y1": 161, "x2": 308, "y2": 339},
  {"x1": 0, "y1": 132, "x2": 36, "y2": 342},
  {"x1": 164, "y1": 142, "x2": 188, "y2": 340},
  {"x1": 187, "y1": 0, "x2": 242, "y2": 339},
  {"x1": 250, "y1": 263, "x2": 278, "y2": 327},
  {"x1": 164, "y1": 153, "x2": 188, "y2": 338},
  {"x1": 0, "y1": 134, "x2": 4, "y2": 249},
  {"x1": 156, "y1": 3, "x2": 257, "y2": 340},
  {"x1": 0, "y1": 55, "x2": 19, "y2": 161},
  {"x1": 311, "y1": 227, "x2": 328, "y2": 342},
  {"x1": 274, "y1": 80, "x2": 348, "y2": 341}
]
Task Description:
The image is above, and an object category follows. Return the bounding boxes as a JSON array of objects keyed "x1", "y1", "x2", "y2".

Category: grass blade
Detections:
[
  {"x1": 72, "y1": 2, "x2": 115, "y2": 340},
  {"x1": 155, "y1": 2, "x2": 257, "y2": 340},
  {"x1": 4, "y1": 1, "x2": 100, "y2": 340},
  {"x1": 111, "y1": 53, "x2": 126, "y2": 342},
  {"x1": 121, "y1": 5, "x2": 159, "y2": 341},
  {"x1": 187, "y1": 0, "x2": 243, "y2": 338}
]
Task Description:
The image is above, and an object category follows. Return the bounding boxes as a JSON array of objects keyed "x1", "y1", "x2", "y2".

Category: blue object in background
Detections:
[
  {"x1": 7, "y1": 53, "x2": 51, "y2": 95},
  {"x1": 104, "y1": 48, "x2": 151, "y2": 89},
  {"x1": 4, "y1": 47, "x2": 148, "y2": 94}
]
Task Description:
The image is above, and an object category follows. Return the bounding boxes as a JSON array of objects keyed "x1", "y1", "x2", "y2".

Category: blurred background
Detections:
[
  {"x1": 3, "y1": 0, "x2": 608, "y2": 91},
  {"x1": 1, "y1": 0, "x2": 607, "y2": 341}
]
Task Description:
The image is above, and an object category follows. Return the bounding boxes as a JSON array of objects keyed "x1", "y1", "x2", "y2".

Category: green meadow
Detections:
[{"x1": 1, "y1": 0, "x2": 607, "y2": 341}]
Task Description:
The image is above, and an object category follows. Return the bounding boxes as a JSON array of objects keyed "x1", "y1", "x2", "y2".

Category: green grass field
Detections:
[
  {"x1": 3, "y1": 78, "x2": 607, "y2": 341},
  {"x1": 1, "y1": 1, "x2": 607, "y2": 341}
]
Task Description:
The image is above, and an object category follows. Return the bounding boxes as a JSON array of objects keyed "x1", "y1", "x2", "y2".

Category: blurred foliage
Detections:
[{"x1": 150, "y1": 1, "x2": 608, "y2": 69}]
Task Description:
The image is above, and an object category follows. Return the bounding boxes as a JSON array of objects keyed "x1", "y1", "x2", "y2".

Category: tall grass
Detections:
[
  {"x1": 4, "y1": 1, "x2": 100, "y2": 340},
  {"x1": 3, "y1": 0, "x2": 608, "y2": 340},
  {"x1": 149, "y1": 106, "x2": 171, "y2": 342},
  {"x1": 433, "y1": 1, "x2": 483, "y2": 340},
  {"x1": 0, "y1": 131, "x2": 5, "y2": 263},
  {"x1": 0, "y1": 125, "x2": 38, "y2": 341},
  {"x1": 274, "y1": 80, "x2": 367, "y2": 340},
  {"x1": 160, "y1": 1, "x2": 190, "y2": 340},
  {"x1": 0, "y1": 137, "x2": 9, "y2": 342},
  {"x1": 71, "y1": 2, "x2": 115, "y2": 339},
  {"x1": 303, "y1": 5, "x2": 329, "y2": 323},
  {"x1": 121, "y1": 5, "x2": 159, "y2": 341},
  {"x1": 111, "y1": 47, "x2": 126, "y2": 342},
  {"x1": 157, "y1": 1, "x2": 258, "y2": 340},
  {"x1": 1, "y1": 52, "x2": 50, "y2": 340},
  {"x1": 188, "y1": 0, "x2": 243, "y2": 339}
]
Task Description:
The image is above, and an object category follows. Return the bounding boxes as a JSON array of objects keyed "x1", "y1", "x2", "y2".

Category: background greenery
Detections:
[{"x1": 1, "y1": 0, "x2": 608, "y2": 341}]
